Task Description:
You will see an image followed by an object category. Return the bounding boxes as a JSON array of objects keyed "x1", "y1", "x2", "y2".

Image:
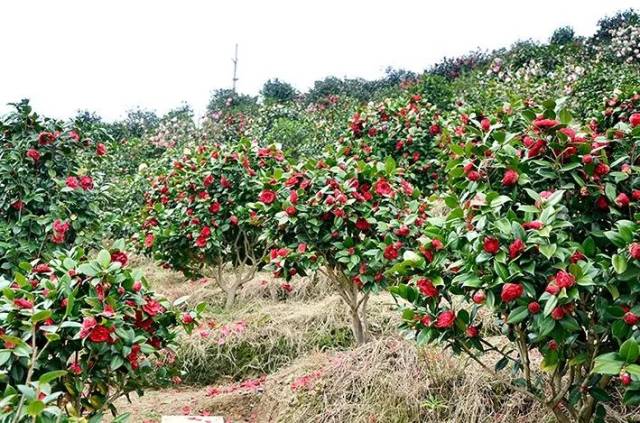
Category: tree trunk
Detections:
[
  {"x1": 351, "y1": 308, "x2": 367, "y2": 345},
  {"x1": 225, "y1": 285, "x2": 237, "y2": 309}
]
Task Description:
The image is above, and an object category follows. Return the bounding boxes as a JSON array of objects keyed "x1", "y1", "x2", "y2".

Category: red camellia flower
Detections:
[
  {"x1": 38, "y1": 131, "x2": 56, "y2": 145},
  {"x1": 621, "y1": 372, "x2": 632, "y2": 386},
  {"x1": 501, "y1": 169, "x2": 519, "y2": 187},
  {"x1": 466, "y1": 170, "x2": 481, "y2": 181},
  {"x1": 89, "y1": 325, "x2": 111, "y2": 343},
  {"x1": 630, "y1": 113, "x2": 640, "y2": 128},
  {"x1": 594, "y1": 163, "x2": 610, "y2": 177},
  {"x1": 229, "y1": 215, "x2": 239, "y2": 225},
  {"x1": 508, "y1": 239, "x2": 525, "y2": 259},
  {"x1": 480, "y1": 118, "x2": 491, "y2": 132},
  {"x1": 383, "y1": 244, "x2": 399, "y2": 260},
  {"x1": 417, "y1": 278, "x2": 438, "y2": 298},
  {"x1": 144, "y1": 233, "x2": 155, "y2": 248},
  {"x1": 551, "y1": 307, "x2": 566, "y2": 320},
  {"x1": 203, "y1": 174, "x2": 214, "y2": 187},
  {"x1": 615, "y1": 193, "x2": 630, "y2": 208},
  {"x1": 483, "y1": 237, "x2": 500, "y2": 254},
  {"x1": 80, "y1": 176, "x2": 94, "y2": 191},
  {"x1": 595, "y1": 196, "x2": 609, "y2": 211},
  {"x1": 96, "y1": 143, "x2": 107, "y2": 156},
  {"x1": 132, "y1": 280, "x2": 142, "y2": 292},
  {"x1": 629, "y1": 243, "x2": 640, "y2": 260},
  {"x1": 111, "y1": 251, "x2": 128, "y2": 267},
  {"x1": 66, "y1": 176, "x2": 80, "y2": 189},
  {"x1": 466, "y1": 325, "x2": 479, "y2": 337},
  {"x1": 143, "y1": 298, "x2": 164, "y2": 316},
  {"x1": 533, "y1": 118, "x2": 559, "y2": 129},
  {"x1": 26, "y1": 148, "x2": 41, "y2": 161},
  {"x1": 373, "y1": 178, "x2": 394, "y2": 197},
  {"x1": 209, "y1": 201, "x2": 221, "y2": 213},
  {"x1": 624, "y1": 312, "x2": 640, "y2": 326},
  {"x1": 570, "y1": 251, "x2": 586, "y2": 263},
  {"x1": 435, "y1": 310, "x2": 456, "y2": 329},
  {"x1": 555, "y1": 270, "x2": 576, "y2": 289},
  {"x1": 33, "y1": 263, "x2": 52, "y2": 273},
  {"x1": 355, "y1": 218, "x2": 371, "y2": 231},
  {"x1": 259, "y1": 190, "x2": 277, "y2": 204},
  {"x1": 500, "y1": 283, "x2": 524, "y2": 302},
  {"x1": 528, "y1": 302, "x2": 541, "y2": 314},
  {"x1": 14, "y1": 298, "x2": 33, "y2": 309},
  {"x1": 220, "y1": 176, "x2": 232, "y2": 189},
  {"x1": 521, "y1": 221, "x2": 543, "y2": 230},
  {"x1": 182, "y1": 313, "x2": 194, "y2": 324},
  {"x1": 69, "y1": 361, "x2": 82, "y2": 375},
  {"x1": 546, "y1": 282, "x2": 560, "y2": 295},
  {"x1": 472, "y1": 291, "x2": 486, "y2": 304}
]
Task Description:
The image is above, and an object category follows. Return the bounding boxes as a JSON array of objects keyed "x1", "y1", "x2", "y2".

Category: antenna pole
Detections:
[{"x1": 232, "y1": 43, "x2": 238, "y2": 93}]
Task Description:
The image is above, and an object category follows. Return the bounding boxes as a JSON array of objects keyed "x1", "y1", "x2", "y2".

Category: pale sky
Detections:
[{"x1": 0, "y1": 0, "x2": 637, "y2": 121}]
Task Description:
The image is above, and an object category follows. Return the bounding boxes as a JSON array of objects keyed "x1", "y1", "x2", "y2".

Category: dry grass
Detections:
[{"x1": 174, "y1": 292, "x2": 400, "y2": 385}]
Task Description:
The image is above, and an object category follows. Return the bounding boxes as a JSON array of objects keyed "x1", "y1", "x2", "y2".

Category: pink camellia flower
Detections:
[
  {"x1": 259, "y1": 190, "x2": 276, "y2": 204},
  {"x1": 480, "y1": 118, "x2": 491, "y2": 132},
  {"x1": 66, "y1": 176, "x2": 80, "y2": 189},
  {"x1": 555, "y1": 270, "x2": 576, "y2": 289},
  {"x1": 483, "y1": 237, "x2": 500, "y2": 254},
  {"x1": 630, "y1": 113, "x2": 640, "y2": 128},
  {"x1": 373, "y1": 178, "x2": 394, "y2": 197},
  {"x1": 417, "y1": 278, "x2": 438, "y2": 298},
  {"x1": 501, "y1": 283, "x2": 524, "y2": 302},
  {"x1": 69, "y1": 130, "x2": 80, "y2": 141},
  {"x1": 96, "y1": 143, "x2": 107, "y2": 156},
  {"x1": 80, "y1": 176, "x2": 94, "y2": 191},
  {"x1": 546, "y1": 282, "x2": 560, "y2": 295},
  {"x1": 297, "y1": 243, "x2": 307, "y2": 253},
  {"x1": 229, "y1": 215, "x2": 239, "y2": 225},
  {"x1": 501, "y1": 169, "x2": 519, "y2": 187},
  {"x1": 26, "y1": 149, "x2": 41, "y2": 161},
  {"x1": 182, "y1": 313, "x2": 194, "y2": 324},
  {"x1": 435, "y1": 310, "x2": 456, "y2": 329}
]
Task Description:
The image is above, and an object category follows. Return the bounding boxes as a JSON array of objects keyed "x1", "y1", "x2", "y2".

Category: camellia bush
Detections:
[
  {"x1": 253, "y1": 153, "x2": 425, "y2": 344},
  {"x1": 0, "y1": 241, "x2": 199, "y2": 421},
  {"x1": 0, "y1": 100, "x2": 109, "y2": 273},
  {"x1": 139, "y1": 140, "x2": 285, "y2": 308},
  {"x1": 340, "y1": 94, "x2": 444, "y2": 192},
  {"x1": 391, "y1": 93, "x2": 640, "y2": 422}
]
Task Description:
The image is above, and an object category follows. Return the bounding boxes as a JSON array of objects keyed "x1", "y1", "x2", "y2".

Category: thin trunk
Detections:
[
  {"x1": 225, "y1": 285, "x2": 237, "y2": 309},
  {"x1": 351, "y1": 308, "x2": 366, "y2": 345}
]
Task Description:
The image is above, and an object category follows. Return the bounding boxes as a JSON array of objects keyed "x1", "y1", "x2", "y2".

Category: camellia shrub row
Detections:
[
  {"x1": 0, "y1": 100, "x2": 109, "y2": 274},
  {"x1": 0, "y1": 241, "x2": 199, "y2": 421},
  {"x1": 391, "y1": 93, "x2": 640, "y2": 422}
]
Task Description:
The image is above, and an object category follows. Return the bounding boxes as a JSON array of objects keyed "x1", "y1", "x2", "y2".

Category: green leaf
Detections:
[
  {"x1": 592, "y1": 354, "x2": 624, "y2": 375},
  {"x1": 543, "y1": 296, "x2": 558, "y2": 317},
  {"x1": 110, "y1": 355, "x2": 124, "y2": 371},
  {"x1": 26, "y1": 400, "x2": 45, "y2": 416},
  {"x1": 31, "y1": 310, "x2": 52, "y2": 323},
  {"x1": 384, "y1": 156, "x2": 396, "y2": 174},
  {"x1": 612, "y1": 254, "x2": 628, "y2": 275},
  {"x1": 620, "y1": 339, "x2": 640, "y2": 363},
  {"x1": 539, "y1": 244, "x2": 557, "y2": 260},
  {"x1": 559, "y1": 109, "x2": 572, "y2": 124},
  {"x1": 38, "y1": 370, "x2": 67, "y2": 385},
  {"x1": 507, "y1": 306, "x2": 529, "y2": 324},
  {"x1": 96, "y1": 250, "x2": 111, "y2": 268}
]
